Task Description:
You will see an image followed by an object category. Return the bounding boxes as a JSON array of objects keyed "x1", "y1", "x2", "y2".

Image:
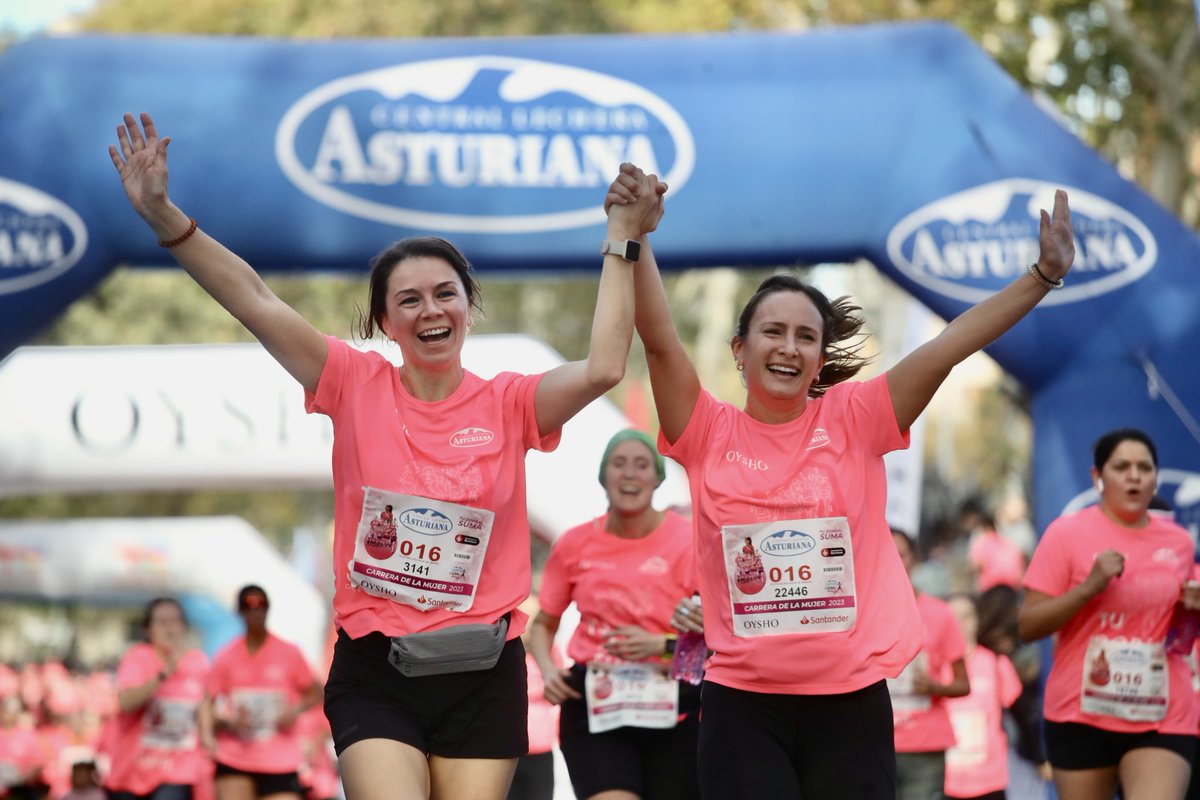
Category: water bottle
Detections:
[{"x1": 669, "y1": 594, "x2": 707, "y2": 685}]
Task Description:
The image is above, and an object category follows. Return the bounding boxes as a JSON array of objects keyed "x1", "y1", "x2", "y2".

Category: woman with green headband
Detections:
[{"x1": 529, "y1": 429, "x2": 701, "y2": 800}]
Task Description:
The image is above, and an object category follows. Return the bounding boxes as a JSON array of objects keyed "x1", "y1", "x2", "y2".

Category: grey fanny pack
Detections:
[{"x1": 387, "y1": 614, "x2": 509, "y2": 678}]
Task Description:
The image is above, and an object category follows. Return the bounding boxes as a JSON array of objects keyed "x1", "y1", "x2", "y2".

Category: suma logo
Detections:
[
  {"x1": 450, "y1": 427, "x2": 494, "y2": 448},
  {"x1": 399, "y1": 508, "x2": 453, "y2": 536},
  {"x1": 760, "y1": 530, "x2": 816, "y2": 558},
  {"x1": 275, "y1": 55, "x2": 694, "y2": 233},
  {"x1": 0, "y1": 178, "x2": 89, "y2": 296},
  {"x1": 886, "y1": 180, "x2": 1156, "y2": 306}
]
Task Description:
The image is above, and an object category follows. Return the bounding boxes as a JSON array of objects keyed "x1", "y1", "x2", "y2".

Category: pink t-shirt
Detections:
[
  {"x1": 969, "y1": 530, "x2": 1025, "y2": 592},
  {"x1": 207, "y1": 633, "x2": 317, "y2": 773},
  {"x1": 104, "y1": 645, "x2": 210, "y2": 794},
  {"x1": 1024, "y1": 505, "x2": 1198, "y2": 734},
  {"x1": 0, "y1": 724, "x2": 41, "y2": 788},
  {"x1": 662, "y1": 375, "x2": 921, "y2": 694},
  {"x1": 943, "y1": 646, "x2": 1022, "y2": 798},
  {"x1": 893, "y1": 592, "x2": 967, "y2": 753},
  {"x1": 306, "y1": 336, "x2": 560, "y2": 639},
  {"x1": 539, "y1": 511, "x2": 697, "y2": 665}
]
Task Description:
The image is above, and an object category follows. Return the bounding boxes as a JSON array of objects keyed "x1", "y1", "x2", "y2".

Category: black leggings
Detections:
[{"x1": 698, "y1": 679, "x2": 896, "y2": 800}]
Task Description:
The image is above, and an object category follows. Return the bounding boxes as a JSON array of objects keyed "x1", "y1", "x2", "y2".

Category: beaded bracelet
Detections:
[
  {"x1": 1027, "y1": 261, "x2": 1064, "y2": 290},
  {"x1": 158, "y1": 217, "x2": 197, "y2": 248}
]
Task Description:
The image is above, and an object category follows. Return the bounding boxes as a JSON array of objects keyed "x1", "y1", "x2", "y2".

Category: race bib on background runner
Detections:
[
  {"x1": 585, "y1": 663, "x2": 679, "y2": 734},
  {"x1": 722, "y1": 517, "x2": 856, "y2": 637},
  {"x1": 349, "y1": 486, "x2": 495, "y2": 613},
  {"x1": 888, "y1": 651, "x2": 932, "y2": 714},
  {"x1": 228, "y1": 689, "x2": 285, "y2": 740}
]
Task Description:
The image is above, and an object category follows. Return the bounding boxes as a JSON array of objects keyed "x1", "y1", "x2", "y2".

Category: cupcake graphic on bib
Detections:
[
  {"x1": 1089, "y1": 649, "x2": 1111, "y2": 687},
  {"x1": 734, "y1": 537, "x2": 766, "y2": 595},
  {"x1": 365, "y1": 505, "x2": 398, "y2": 559}
]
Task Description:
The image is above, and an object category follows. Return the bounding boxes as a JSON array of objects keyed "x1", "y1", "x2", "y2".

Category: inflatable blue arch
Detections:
[{"x1": 1, "y1": 22, "x2": 1198, "y2": 537}]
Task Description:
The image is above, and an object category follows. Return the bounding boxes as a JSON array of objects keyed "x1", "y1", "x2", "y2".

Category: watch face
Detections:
[{"x1": 624, "y1": 240, "x2": 641, "y2": 261}]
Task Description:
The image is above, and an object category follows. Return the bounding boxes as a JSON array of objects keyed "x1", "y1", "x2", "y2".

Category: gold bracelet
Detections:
[{"x1": 1027, "y1": 261, "x2": 1064, "y2": 290}]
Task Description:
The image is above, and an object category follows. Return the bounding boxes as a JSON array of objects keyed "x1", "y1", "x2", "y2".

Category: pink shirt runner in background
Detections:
[
  {"x1": 104, "y1": 645, "x2": 209, "y2": 794},
  {"x1": 306, "y1": 336, "x2": 560, "y2": 640},
  {"x1": 943, "y1": 646, "x2": 1022, "y2": 798},
  {"x1": 662, "y1": 374, "x2": 922, "y2": 694},
  {"x1": 969, "y1": 530, "x2": 1025, "y2": 592},
  {"x1": 1024, "y1": 505, "x2": 1197, "y2": 734},
  {"x1": 893, "y1": 592, "x2": 967, "y2": 753},
  {"x1": 207, "y1": 633, "x2": 317, "y2": 774},
  {"x1": 539, "y1": 511, "x2": 697, "y2": 665}
]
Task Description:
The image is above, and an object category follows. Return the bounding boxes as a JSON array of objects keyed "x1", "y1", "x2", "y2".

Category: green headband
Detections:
[{"x1": 598, "y1": 429, "x2": 665, "y2": 487}]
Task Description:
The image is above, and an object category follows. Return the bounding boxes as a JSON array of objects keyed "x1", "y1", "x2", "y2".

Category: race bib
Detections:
[
  {"x1": 349, "y1": 487, "x2": 495, "y2": 613},
  {"x1": 946, "y1": 708, "x2": 988, "y2": 769},
  {"x1": 228, "y1": 689, "x2": 286, "y2": 741},
  {"x1": 722, "y1": 517, "x2": 856, "y2": 637},
  {"x1": 585, "y1": 663, "x2": 679, "y2": 734},
  {"x1": 1080, "y1": 636, "x2": 1168, "y2": 722},
  {"x1": 141, "y1": 698, "x2": 198, "y2": 750},
  {"x1": 887, "y1": 651, "x2": 932, "y2": 714}
]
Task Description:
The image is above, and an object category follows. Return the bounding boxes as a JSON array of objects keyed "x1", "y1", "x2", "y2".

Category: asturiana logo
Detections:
[
  {"x1": 0, "y1": 178, "x2": 88, "y2": 296},
  {"x1": 886, "y1": 180, "x2": 1156, "y2": 306},
  {"x1": 399, "y1": 508, "x2": 453, "y2": 535},
  {"x1": 275, "y1": 55, "x2": 694, "y2": 233},
  {"x1": 450, "y1": 427, "x2": 495, "y2": 448},
  {"x1": 760, "y1": 530, "x2": 816, "y2": 558}
]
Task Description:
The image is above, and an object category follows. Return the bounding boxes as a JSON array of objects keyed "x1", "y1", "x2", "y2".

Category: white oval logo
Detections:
[
  {"x1": 886, "y1": 180, "x2": 1156, "y2": 306},
  {"x1": 0, "y1": 178, "x2": 89, "y2": 296},
  {"x1": 275, "y1": 56, "x2": 695, "y2": 233}
]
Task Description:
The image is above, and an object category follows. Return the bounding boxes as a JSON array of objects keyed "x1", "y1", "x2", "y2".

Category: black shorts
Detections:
[
  {"x1": 213, "y1": 763, "x2": 305, "y2": 796},
  {"x1": 557, "y1": 664, "x2": 701, "y2": 800},
  {"x1": 697, "y1": 679, "x2": 896, "y2": 800},
  {"x1": 1043, "y1": 719, "x2": 1197, "y2": 770},
  {"x1": 323, "y1": 628, "x2": 528, "y2": 759}
]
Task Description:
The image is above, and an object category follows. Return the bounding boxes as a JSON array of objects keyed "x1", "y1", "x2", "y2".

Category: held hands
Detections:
[
  {"x1": 541, "y1": 666, "x2": 582, "y2": 705},
  {"x1": 108, "y1": 112, "x2": 172, "y2": 224},
  {"x1": 1181, "y1": 580, "x2": 1200, "y2": 611},
  {"x1": 1036, "y1": 189, "x2": 1075, "y2": 282},
  {"x1": 605, "y1": 162, "x2": 667, "y2": 238},
  {"x1": 604, "y1": 625, "x2": 668, "y2": 661},
  {"x1": 1083, "y1": 549, "x2": 1125, "y2": 596}
]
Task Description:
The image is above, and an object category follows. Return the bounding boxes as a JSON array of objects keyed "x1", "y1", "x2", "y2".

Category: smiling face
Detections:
[
  {"x1": 1093, "y1": 438, "x2": 1158, "y2": 526},
  {"x1": 381, "y1": 256, "x2": 471, "y2": 374},
  {"x1": 604, "y1": 438, "x2": 660, "y2": 517},
  {"x1": 732, "y1": 290, "x2": 826, "y2": 413}
]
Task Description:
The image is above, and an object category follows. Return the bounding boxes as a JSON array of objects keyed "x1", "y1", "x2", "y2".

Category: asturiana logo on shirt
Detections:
[
  {"x1": 399, "y1": 508, "x2": 453, "y2": 535},
  {"x1": 806, "y1": 428, "x2": 830, "y2": 450},
  {"x1": 725, "y1": 450, "x2": 768, "y2": 471},
  {"x1": 450, "y1": 427, "x2": 495, "y2": 447},
  {"x1": 760, "y1": 529, "x2": 816, "y2": 557}
]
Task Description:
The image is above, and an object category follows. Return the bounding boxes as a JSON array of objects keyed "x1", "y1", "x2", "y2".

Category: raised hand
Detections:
[
  {"x1": 1036, "y1": 189, "x2": 1075, "y2": 282},
  {"x1": 108, "y1": 112, "x2": 172, "y2": 222},
  {"x1": 1083, "y1": 548, "x2": 1125, "y2": 596},
  {"x1": 606, "y1": 162, "x2": 667, "y2": 236}
]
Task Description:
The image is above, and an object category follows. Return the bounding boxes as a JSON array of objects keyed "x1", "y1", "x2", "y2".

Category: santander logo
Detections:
[
  {"x1": 0, "y1": 178, "x2": 88, "y2": 296},
  {"x1": 275, "y1": 55, "x2": 695, "y2": 233},
  {"x1": 886, "y1": 180, "x2": 1156, "y2": 306},
  {"x1": 450, "y1": 427, "x2": 495, "y2": 448}
]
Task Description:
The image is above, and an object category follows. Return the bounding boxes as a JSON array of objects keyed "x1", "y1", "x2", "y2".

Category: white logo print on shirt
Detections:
[
  {"x1": 450, "y1": 427, "x2": 495, "y2": 447},
  {"x1": 806, "y1": 428, "x2": 831, "y2": 450}
]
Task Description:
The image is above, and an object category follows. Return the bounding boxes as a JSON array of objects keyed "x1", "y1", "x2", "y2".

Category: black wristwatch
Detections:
[{"x1": 663, "y1": 634, "x2": 678, "y2": 655}]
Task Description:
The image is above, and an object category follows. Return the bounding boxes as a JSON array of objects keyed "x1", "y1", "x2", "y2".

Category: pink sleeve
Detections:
[
  {"x1": 997, "y1": 653, "x2": 1023, "y2": 708},
  {"x1": 304, "y1": 335, "x2": 356, "y2": 417},
  {"x1": 115, "y1": 647, "x2": 156, "y2": 690},
  {"x1": 841, "y1": 374, "x2": 909, "y2": 456},
  {"x1": 659, "y1": 390, "x2": 719, "y2": 467},
  {"x1": 1023, "y1": 519, "x2": 1073, "y2": 596},
  {"x1": 205, "y1": 650, "x2": 228, "y2": 696},
  {"x1": 538, "y1": 531, "x2": 577, "y2": 617},
  {"x1": 503, "y1": 372, "x2": 561, "y2": 453}
]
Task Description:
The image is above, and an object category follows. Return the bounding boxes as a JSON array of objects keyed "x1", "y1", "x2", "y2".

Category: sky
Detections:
[{"x1": 0, "y1": 0, "x2": 97, "y2": 36}]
